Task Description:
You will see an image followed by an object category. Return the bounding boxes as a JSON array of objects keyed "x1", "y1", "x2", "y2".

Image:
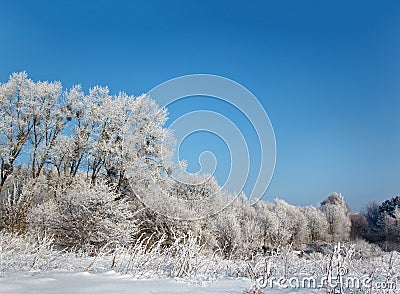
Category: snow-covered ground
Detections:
[
  {"x1": 1, "y1": 232, "x2": 398, "y2": 293},
  {"x1": 1, "y1": 271, "x2": 256, "y2": 294},
  {"x1": 0, "y1": 271, "x2": 330, "y2": 293}
]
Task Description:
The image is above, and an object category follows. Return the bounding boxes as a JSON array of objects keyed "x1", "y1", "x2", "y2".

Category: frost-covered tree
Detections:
[
  {"x1": 377, "y1": 197, "x2": 400, "y2": 247},
  {"x1": 83, "y1": 87, "x2": 136, "y2": 186},
  {"x1": 208, "y1": 192, "x2": 264, "y2": 257},
  {"x1": 169, "y1": 172, "x2": 220, "y2": 201},
  {"x1": 364, "y1": 201, "x2": 381, "y2": 231},
  {"x1": 235, "y1": 193, "x2": 263, "y2": 256},
  {"x1": 255, "y1": 199, "x2": 309, "y2": 249},
  {"x1": 0, "y1": 72, "x2": 36, "y2": 192},
  {"x1": 268, "y1": 199, "x2": 294, "y2": 247},
  {"x1": 321, "y1": 193, "x2": 351, "y2": 241},
  {"x1": 0, "y1": 72, "x2": 75, "y2": 190},
  {"x1": 28, "y1": 79, "x2": 68, "y2": 180},
  {"x1": 47, "y1": 85, "x2": 88, "y2": 182},
  {"x1": 359, "y1": 196, "x2": 400, "y2": 247},
  {"x1": 321, "y1": 192, "x2": 350, "y2": 214},
  {"x1": 304, "y1": 206, "x2": 329, "y2": 242},
  {"x1": 379, "y1": 196, "x2": 400, "y2": 218},
  {"x1": 211, "y1": 206, "x2": 242, "y2": 258},
  {"x1": 0, "y1": 72, "x2": 178, "y2": 237},
  {"x1": 0, "y1": 73, "x2": 76, "y2": 232},
  {"x1": 290, "y1": 206, "x2": 309, "y2": 246}
]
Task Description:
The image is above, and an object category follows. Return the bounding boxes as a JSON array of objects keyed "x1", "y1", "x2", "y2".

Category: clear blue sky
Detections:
[{"x1": 1, "y1": 0, "x2": 399, "y2": 211}]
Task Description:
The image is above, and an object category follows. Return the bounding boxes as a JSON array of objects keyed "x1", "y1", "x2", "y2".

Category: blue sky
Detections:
[{"x1": 1, "y1": 0, "x2": 399, "y2": 210}]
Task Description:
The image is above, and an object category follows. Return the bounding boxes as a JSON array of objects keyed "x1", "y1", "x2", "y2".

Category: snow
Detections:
[
  {"x1": 0, "y1": 270, "x2": 338, "y2": 293},
  {"x1": 1, "y1": 271, "x2": 255, "y2": 294}
]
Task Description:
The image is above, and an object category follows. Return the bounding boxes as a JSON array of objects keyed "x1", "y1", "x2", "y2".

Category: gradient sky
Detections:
[{"x1": 1, "y1": 0, "x2": 399, "y2": 211}]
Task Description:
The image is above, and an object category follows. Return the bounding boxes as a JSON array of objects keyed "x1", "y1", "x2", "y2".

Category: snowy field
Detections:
[
  {"x1": 0, "y1": 271, "x2": 327, "y2": 294},
  {"x1": 1, "y1": 232, "x2": 399, "y2": 294},
  {"x1": 2, "y1": 271, "x2": 249, "y2": 294}
]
